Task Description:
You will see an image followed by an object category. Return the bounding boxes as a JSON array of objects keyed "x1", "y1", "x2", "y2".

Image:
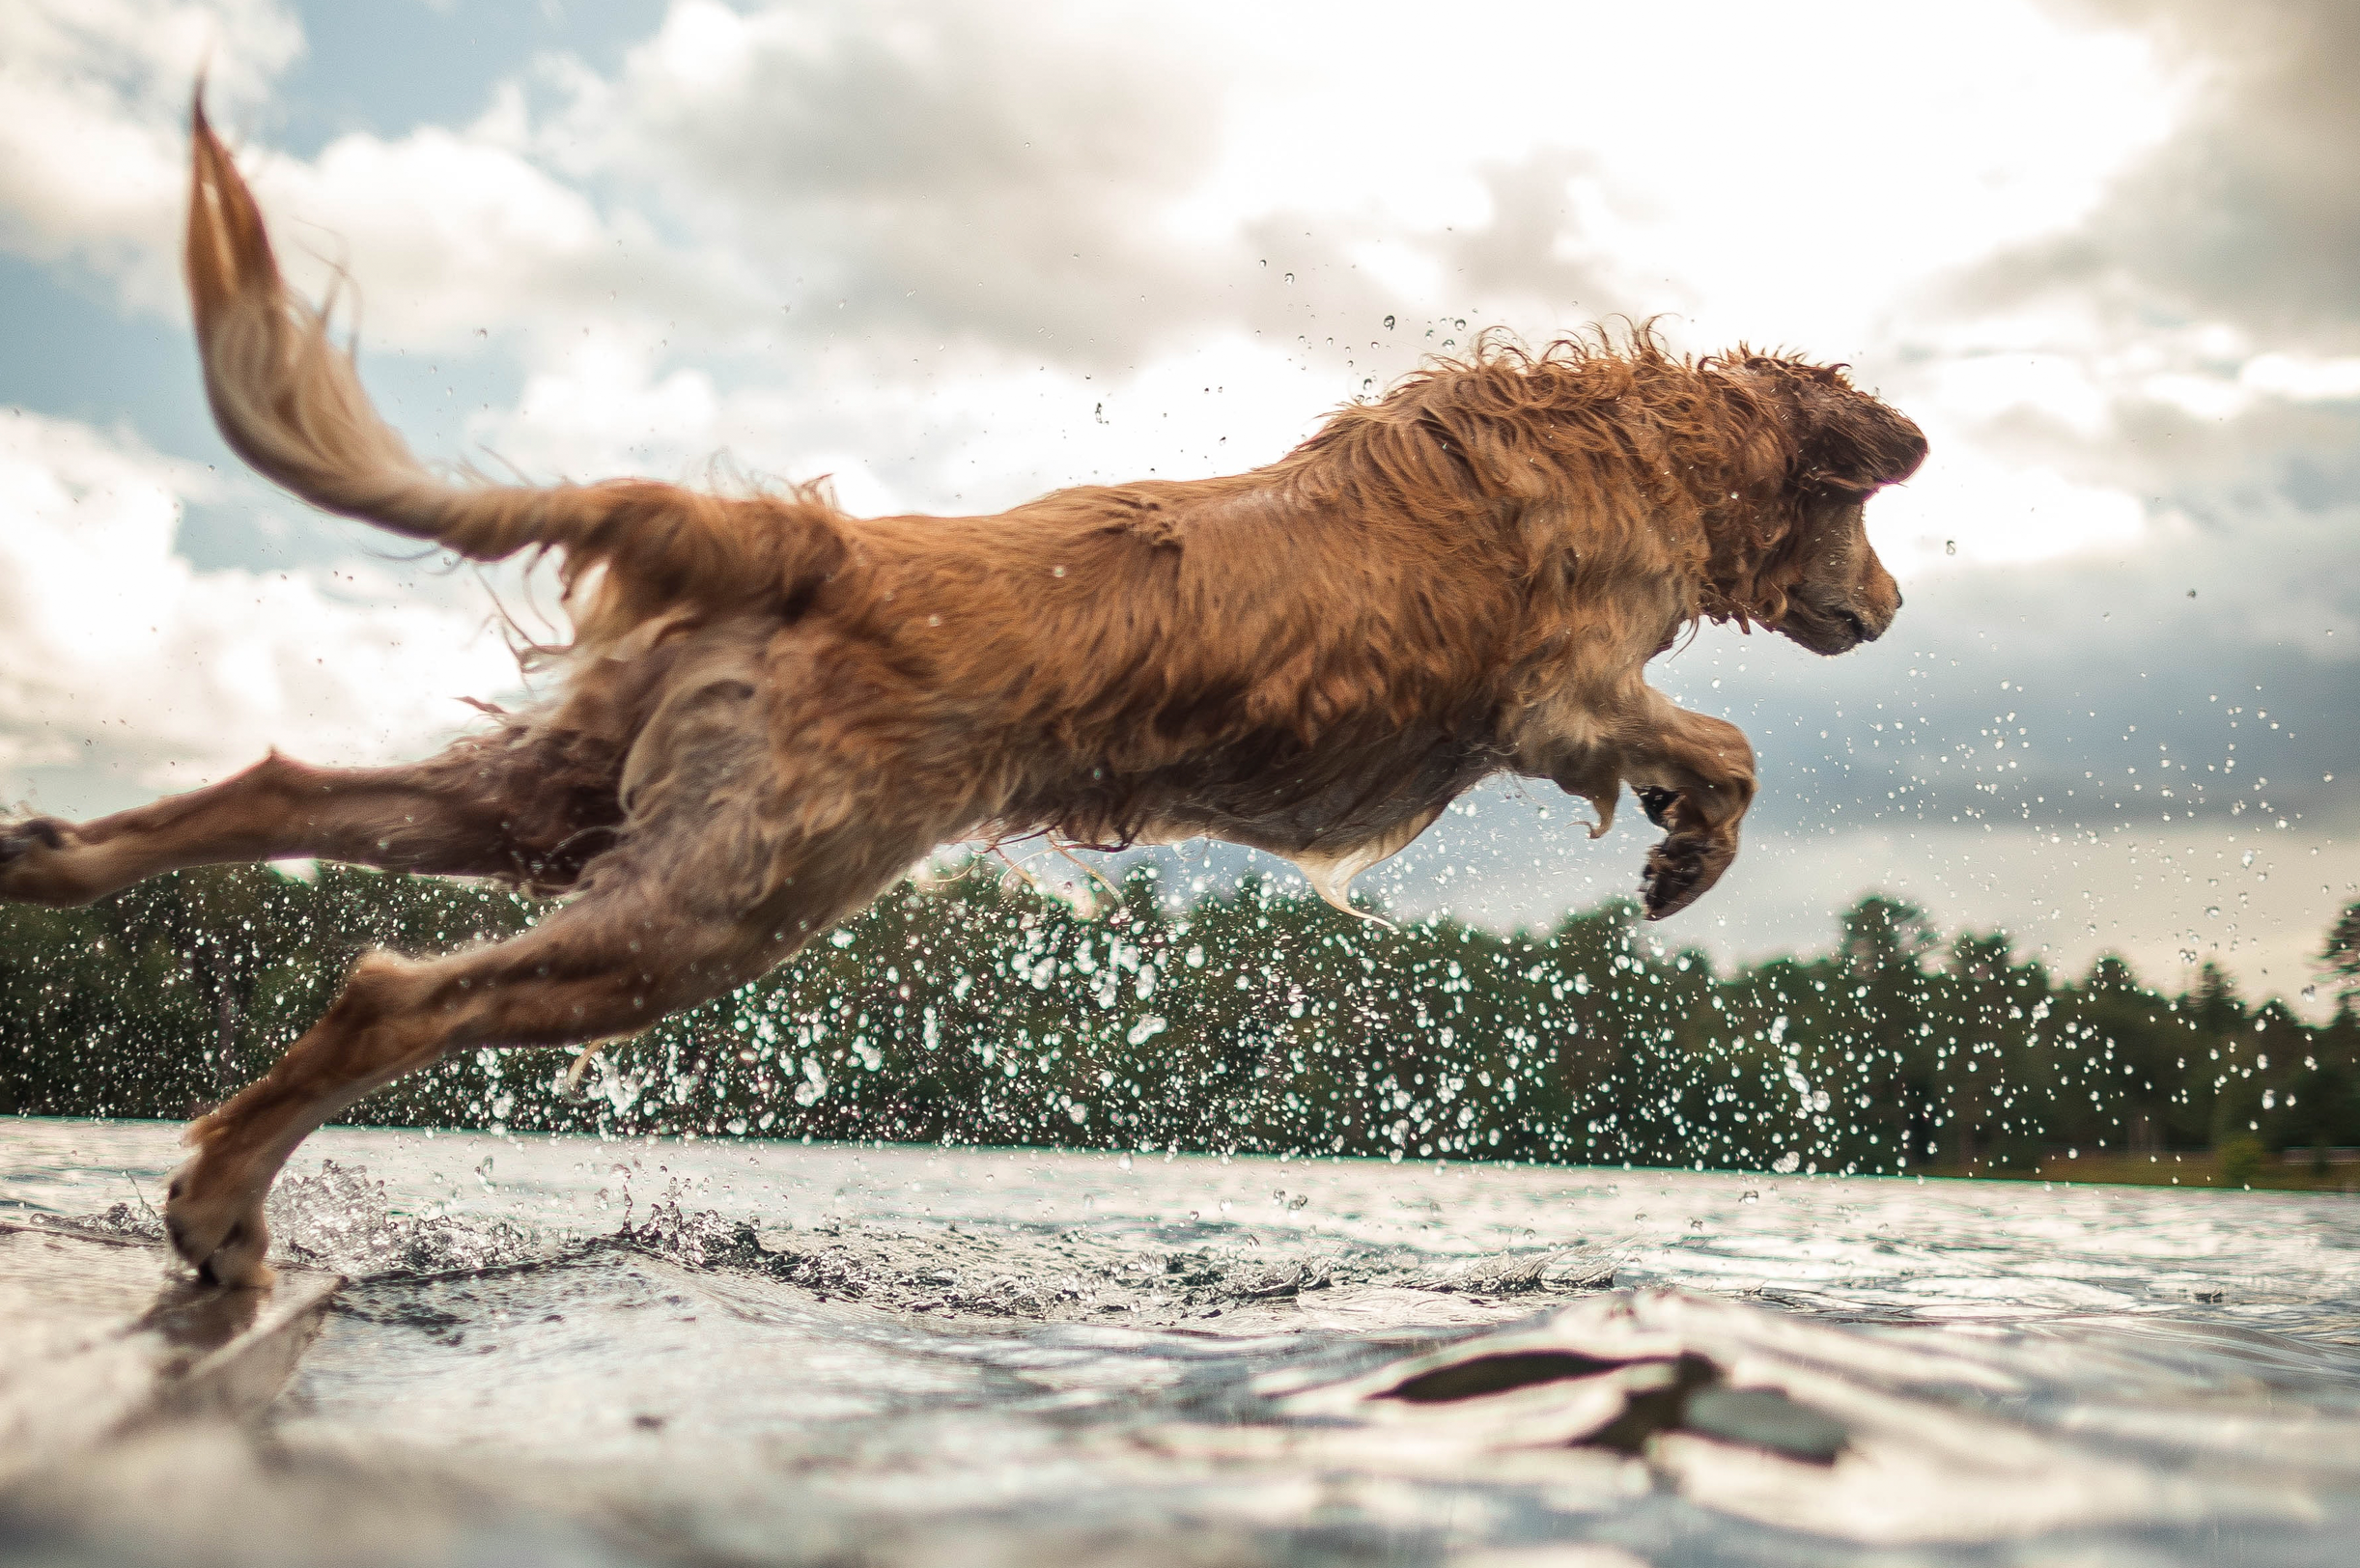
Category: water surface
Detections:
[{"x1": 4, "y1": 1118, "x2": 2357, "y2": 1566}]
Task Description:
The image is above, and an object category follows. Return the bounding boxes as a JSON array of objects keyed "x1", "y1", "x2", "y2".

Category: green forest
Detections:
[{"x1": 3, "y1": 858, "x2": 2356, "y2": 1180}]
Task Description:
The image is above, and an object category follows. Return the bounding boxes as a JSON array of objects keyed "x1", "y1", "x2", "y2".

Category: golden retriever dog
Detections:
[{"x1": 0, "y1": 103, "x2": 1922, "y2": 1285}]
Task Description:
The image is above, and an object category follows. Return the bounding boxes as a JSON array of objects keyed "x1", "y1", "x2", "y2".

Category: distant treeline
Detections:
[{"x1": 4, "y1": 860, "x2": 2356, "y2": 1175}]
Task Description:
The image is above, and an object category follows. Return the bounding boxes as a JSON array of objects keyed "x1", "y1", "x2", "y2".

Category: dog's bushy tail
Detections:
[{"x1": 184, "y1": 96, "x2": 840, "y2": 640}]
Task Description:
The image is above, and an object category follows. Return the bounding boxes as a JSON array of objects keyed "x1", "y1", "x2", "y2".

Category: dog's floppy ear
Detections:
[{"x1": 1790, "y1": 374, "x2": 1927, "y2": 493}]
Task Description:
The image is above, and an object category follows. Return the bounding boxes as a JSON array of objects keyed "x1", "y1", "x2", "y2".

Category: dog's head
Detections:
[
  {"x1": 1736, "y1": 360, "x2": 1925, "y2": 656},
  {"x1": 1772, "y1": 490, "x2": 1907, "y2": 657}
]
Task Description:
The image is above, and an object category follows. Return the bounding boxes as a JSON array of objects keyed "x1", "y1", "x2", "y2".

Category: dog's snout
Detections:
[
  {"x1": 1853, "y1": 558, "x2": 1902, "y2": 642},
  {"x1": 1852, "y1": 601, "x2": 1896, "y2": 645}
]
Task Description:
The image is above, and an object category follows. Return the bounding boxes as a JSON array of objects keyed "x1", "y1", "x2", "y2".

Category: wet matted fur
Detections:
[{"x1": 0, "y1": 100, "x2": 1924, "y2": 1285}]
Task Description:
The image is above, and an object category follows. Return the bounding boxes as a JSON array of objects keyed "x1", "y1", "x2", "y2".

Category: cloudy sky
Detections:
[{"x1": 2, "y1": 0, "x2": 2354, "y2": 1007}]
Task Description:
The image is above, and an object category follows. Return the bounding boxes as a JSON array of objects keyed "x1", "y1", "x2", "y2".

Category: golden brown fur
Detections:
[{"x1": 0, "y1": 100, "x2": 1923, "y2": 1285}]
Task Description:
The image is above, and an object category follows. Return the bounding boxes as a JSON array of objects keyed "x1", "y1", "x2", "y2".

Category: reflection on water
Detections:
[{"x1": 4, "y1": 1117, "x2": 2358, "y2": 1566}]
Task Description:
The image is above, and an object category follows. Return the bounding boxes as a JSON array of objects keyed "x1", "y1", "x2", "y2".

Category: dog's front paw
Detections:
[
  {"x1": 163, "y1": 1157, "x2": 275, "y2": 1289},
  {"x1": 1639, "y1": 837, "x2": 1704, "y2": 920},
  {"x1": 1639, "y1": 831, "x2": 1735, "y2": 921}
]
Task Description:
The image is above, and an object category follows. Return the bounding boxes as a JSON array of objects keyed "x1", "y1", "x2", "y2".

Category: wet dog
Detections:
[{"x1": 0, "y1": 100, "x2": 1922, "y2": 1284}]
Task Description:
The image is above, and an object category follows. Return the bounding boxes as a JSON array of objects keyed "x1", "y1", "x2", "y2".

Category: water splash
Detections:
[{"x1": 267, "y1": 1159, "x2": 558, "y2": 1278}]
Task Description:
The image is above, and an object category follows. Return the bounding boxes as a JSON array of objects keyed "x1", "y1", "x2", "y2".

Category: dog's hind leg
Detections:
[
  {"x1": 156, "y1": 737, "x2": 946, "y2": 1285},
  {"x1": 0, "y1": 741, "x2": 613, "y2": 908}
]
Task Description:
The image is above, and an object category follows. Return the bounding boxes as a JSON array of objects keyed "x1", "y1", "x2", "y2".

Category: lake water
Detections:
[{"x1": 4, "y1": 1116, "x2": 2358, "y2": 1566}]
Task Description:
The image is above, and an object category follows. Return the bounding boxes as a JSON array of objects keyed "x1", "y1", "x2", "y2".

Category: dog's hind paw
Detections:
[
  {"x1": 163, "y1": 1158, "x2": 276, "y2": 1289},
  {"x1": 0, "y1": 815, "x2": 65, "y2": 861},
  {"x1": 0, "y1": 816, "x2": 72, "y2": 903}
]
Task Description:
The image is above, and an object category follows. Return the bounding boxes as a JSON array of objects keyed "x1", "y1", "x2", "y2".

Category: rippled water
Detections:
[{"x1": 6, "y1": 1117, "x2": 2359, "y2": 1566}]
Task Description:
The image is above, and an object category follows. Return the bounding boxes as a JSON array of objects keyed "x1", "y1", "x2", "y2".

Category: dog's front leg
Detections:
[
  {"x1": 1614, "y1": 696, "x2": 1756, "y2": 920},
  {"x1": 1514, "y1": 683, "x2": 1756, "y2": 920}
]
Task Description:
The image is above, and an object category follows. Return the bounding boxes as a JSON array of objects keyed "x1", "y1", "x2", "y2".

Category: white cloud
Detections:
[
  {"x1": 1173, "y1": 0, "x2": 2182, "y2": 349},
  {"x1": 526, "y1": 0, "x2": 1247, "y2": 367},
  {"x1": 0, "y1": 0, "x2": 299, "y2": 313},
  {"x1": 1872, "y1": 448, "x2": 2148, "y2": 572},
  {"x1": 242, "y1": 125, "x2": 765, "y2": 354},
  {"x1": 0, "y1": 409, "x2": 519, "y2": 804},
  {"x1": 0, "y1": 0, "x2": 758, "y2": 354},
  {"x1": 1920, "y1": 351, "x2": 2118, "y2": 439},
  {"x1": 469, "y1": 327, "x2": 1341, "y2": 516},
  {"x1": 487, "y1": 0, "x2": 2189, "y2": 371},
  {"x1": 2239, "y1": 352, "x2": 2360, "y2": 403}
]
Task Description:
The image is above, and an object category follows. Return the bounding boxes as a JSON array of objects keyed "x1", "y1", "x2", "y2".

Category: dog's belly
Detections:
[{"x1": 1108, "y1": 728, "x2": 1500, "y2": 918}]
